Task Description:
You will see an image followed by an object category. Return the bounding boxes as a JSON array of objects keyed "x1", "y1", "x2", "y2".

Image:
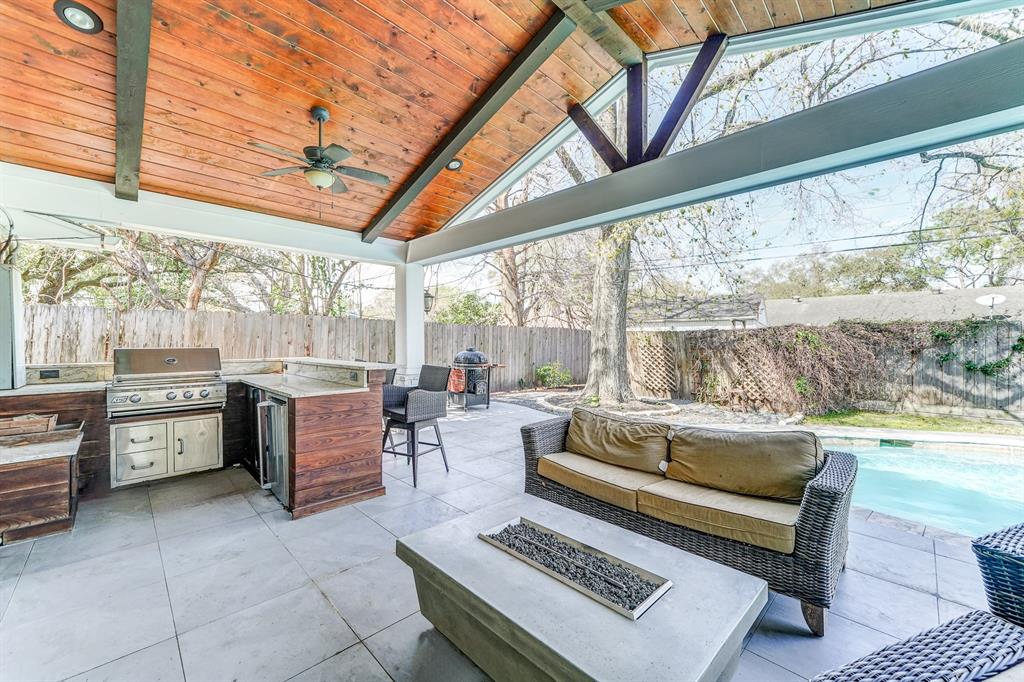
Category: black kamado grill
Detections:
[{"x1": 449, "y1": 347, "x2": 492, "y2": 410}]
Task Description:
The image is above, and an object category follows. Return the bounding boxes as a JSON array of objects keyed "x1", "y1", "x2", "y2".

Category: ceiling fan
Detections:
[{"x1": 249, "y1": 106, "x2": 389, "y2": 193}]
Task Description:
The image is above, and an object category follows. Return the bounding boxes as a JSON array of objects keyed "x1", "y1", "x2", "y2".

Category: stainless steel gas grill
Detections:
[
  {"x1": 107, "y1": 348, "x2": 227, "y2": 417},
  {"x1": 107, "y1": 348, "x2": 226, "y2": 488}
]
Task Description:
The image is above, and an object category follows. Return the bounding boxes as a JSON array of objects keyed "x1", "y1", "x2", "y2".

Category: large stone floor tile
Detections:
[
  {"x1": 436, "y1": 480, "x2": 517, "y2": 513},
  {"x1": 846, "y1": 532, "x2": 936, "y2": 593},
  {"x1": 287, "y1": 644, "x2": 391, "y2": 682},
  {"x1": 245, "y1": 487, "x2": 286, "y2": 513},
  {"x1": 397, "y1": 468, "x2": 481, "y2": 496},
  {"x1": 368, "y1": 498, "x2": 465, "y2": 538},
  {"x1": 4, "y1": 542, "x2": 163, "y2": 627},
  {"x1": 148, "y1": 471, "x2": 238, "y2": 513},
  {"x1": 260, "y1": 503, "x2": 366, "y2": 542},
  {"x1": 0, "y1": 540, "x2": 32, "y2": 582},
  {"x1": 934, "y1": 536, "x2": 976, "y2": 564},
  {"x1": 938, "y1": 598, "x2": 975, "y2": 621},
  {"x1": 491, "y1": 469, "x2": 526, "y2": 492},
  {"x1": 159, "y1": 515, "x2": 279, "y2": 578},
  {"x1": 21, "y1": 515, "x2": 157, "y2": 575},
  {"x1": 153, "y1": 492, "x2": 256, "y2": 540},
  {"x1": 490, "y1": 446, "x2": 526, "y2": 464},
  {"x1": 733, "y1": 651, "x2": 805, "y2": 681},
  {"x1": 64, "y1": 637, "x2": 184, "y2": 682},
  {"x1": 319, "y1": 553, "x2": 419, "y2": 639},
  {"x1": 831, "y1": 569, "x2": 939, "y2": 639},
  {"x1": 75, "y1": 488, "x2": 152, "y2": 529},
  {"x1": 363, "y1": 612, "x2": 488, "y2": 682},
  {"x1": 167, "y1": 541, "x2": 309, "y2": 633},
  {"x1": 178, "y1": 584, "x2": 357, "y2": 682},
  {"x1": 382, "y1": 454, "x2": 446, "y2": 480},
  {"x1": 451, "y1": 456, "x2": 519, "y2": 480},
  {"x1": 936, "y1": 555, "x2": 988, "y2": 609},
  {"x1": 0, "y1": 579, "x2": 175, "y2": 682},
  {"x1": 746, "y1": 595, "x2": 896, "y2": 680},
  {"x1": 280, "y1": 515, "x2": 397, "y2": 579},
  {"x1": 354, "y1": 476, "x2": 433, "y2": 516},
  {"x1": 849, "y1": 517, "x2": 935, "y2": 553}
]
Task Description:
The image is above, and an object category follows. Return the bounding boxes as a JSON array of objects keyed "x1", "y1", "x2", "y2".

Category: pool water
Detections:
[{"x1": 842, "y1": 444, "x2": 1024, "y2": 537}]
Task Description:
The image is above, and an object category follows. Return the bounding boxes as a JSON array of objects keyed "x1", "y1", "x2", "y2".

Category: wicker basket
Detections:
[{"x1": 973, "y1": 523, "x2": 1024, "y2": 627}]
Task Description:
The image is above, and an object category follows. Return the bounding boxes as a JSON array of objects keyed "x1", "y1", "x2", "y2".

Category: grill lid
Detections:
[
  {"x1": 454, "y1": 347, "x2": 488, "y2": 365},
  {"x1": 113, "y1": 347, "x2": 222, "y2": 380}
]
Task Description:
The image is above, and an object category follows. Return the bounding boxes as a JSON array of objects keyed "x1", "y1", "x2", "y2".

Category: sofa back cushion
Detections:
[
  {"x1": 667, "y1": 428, "x2": 824, "y2": 503},
  {"x1": 565, "y1": 408, "x2": 670, "y2": 474}
]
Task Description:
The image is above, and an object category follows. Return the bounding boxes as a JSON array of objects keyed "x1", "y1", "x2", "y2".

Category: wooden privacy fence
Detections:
[
  {"x1": 22, "y1": 305, "x2": 590, "y2": 392},
  {"x1": 23, "y1": 305, "x2": 1021, "y2": 413}
]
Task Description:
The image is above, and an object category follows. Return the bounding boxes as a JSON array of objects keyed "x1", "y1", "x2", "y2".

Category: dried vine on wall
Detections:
[{"x1": 686, "y1": 320, "x2": 1014, "y2": 415}]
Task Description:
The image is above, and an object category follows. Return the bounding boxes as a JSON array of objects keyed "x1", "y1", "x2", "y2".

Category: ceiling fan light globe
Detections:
[{"x1": 304, "y1": 168, "x2": 334, "y2": 189}]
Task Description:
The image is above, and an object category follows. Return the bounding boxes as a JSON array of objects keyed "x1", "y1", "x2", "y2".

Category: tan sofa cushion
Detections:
[
  {"x1": 565, "y1": 408, "x2": 670, "y2": 474},
  {"x1": 667, "y1": 427, "x2": 824, "y2": 503},
  {"x1": 638, "y1": 479, "x2": 800, "y2": 553},
  {"x1": 538, "y1": 452, "x2": 664, "y2": 512}
]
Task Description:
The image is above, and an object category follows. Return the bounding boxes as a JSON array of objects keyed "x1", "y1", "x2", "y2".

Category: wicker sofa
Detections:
[{"x1": 521, "y1": 411, "x2": 858, "y2": 636}]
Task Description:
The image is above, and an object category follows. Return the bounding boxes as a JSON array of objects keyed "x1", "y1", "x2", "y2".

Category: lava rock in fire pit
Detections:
[{"x1": 487, "y1": 523, "x2": 658, "y2": 611}]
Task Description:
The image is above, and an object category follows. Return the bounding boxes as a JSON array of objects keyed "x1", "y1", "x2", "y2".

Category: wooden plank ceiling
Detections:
[{"x1": 1, "y1": 0, "x2": 907, "y2": 242}]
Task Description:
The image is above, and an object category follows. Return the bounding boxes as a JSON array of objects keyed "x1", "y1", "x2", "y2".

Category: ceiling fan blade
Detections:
[
  {"x1": 321, "y1": 143, "x2": 352, "y2": 164},
  {"x1": 329, "y1": 175, "x2": 348, "y2": 194},
  {"x1": 260, "y1": 166, "x2": 306, "y2": 177},
  {"x1": 249, "y1": 141, "x2": 308, "y2": 164},
  {"x1": 334, "y1": 166, "x2": 390, "y2": 186}
]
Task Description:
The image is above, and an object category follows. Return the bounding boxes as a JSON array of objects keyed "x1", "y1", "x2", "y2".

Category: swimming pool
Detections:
[{"x1": 839, "y1": 444, "x2": 1023, "y2": 537}]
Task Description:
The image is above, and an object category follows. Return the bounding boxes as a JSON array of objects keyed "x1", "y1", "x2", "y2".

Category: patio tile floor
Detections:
[{"x1": 0, "y1": 401, "x2": 991, "y2": 682}]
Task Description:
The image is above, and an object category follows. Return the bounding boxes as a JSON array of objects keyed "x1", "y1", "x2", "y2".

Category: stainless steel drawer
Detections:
[
  {"x1": 114, "y1": 423, "x2": 168, "y2": 455},
  {"x1": 115, "y1": 449, "x2": 168, "y2": 482}
]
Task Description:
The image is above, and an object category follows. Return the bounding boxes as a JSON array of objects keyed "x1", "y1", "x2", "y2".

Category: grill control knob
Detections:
[
  {"x1": 183, "y1": 390, "x2": 194, "y2": 399},
  {"x1": 199, "y1": 389, "x2": 210, "y2": 399},
  {"x1": 166, "y1": 391, "x2": 177, "y2": 400},
  {"x1": 129, "y1": 394, "x2": 142, "y2": 403}
]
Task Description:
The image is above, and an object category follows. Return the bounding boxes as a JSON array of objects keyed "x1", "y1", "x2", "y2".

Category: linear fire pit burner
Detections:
[{"x1": 479, "y1": 517, "x2": 672, "y2": 620}]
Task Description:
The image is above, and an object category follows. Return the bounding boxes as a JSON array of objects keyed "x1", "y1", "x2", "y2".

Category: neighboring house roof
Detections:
[
  {"x1": 630, "y1": 294, "x2": 764, "y2": 325},
  {"x1": 764, "y1": 286, "x2": 1024, "y2": 326}
]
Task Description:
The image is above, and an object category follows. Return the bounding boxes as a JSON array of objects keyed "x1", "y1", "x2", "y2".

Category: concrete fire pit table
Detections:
[{"x1": 396, "y1": 495, "x2": 768, "y2": 682}]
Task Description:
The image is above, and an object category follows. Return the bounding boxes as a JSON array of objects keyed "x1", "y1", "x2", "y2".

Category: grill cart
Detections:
[{"x1": 448, "y1": 347, "x2": 493, "y2": 410}]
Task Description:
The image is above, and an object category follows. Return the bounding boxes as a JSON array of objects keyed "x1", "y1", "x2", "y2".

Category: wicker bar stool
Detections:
[{"x1": 974, "y1": 523, "x2": 1024, "y2": 628}]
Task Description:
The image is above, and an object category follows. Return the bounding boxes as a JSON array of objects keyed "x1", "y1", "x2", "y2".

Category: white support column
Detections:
[
  {"x1": 0, "y1": 265, "x2": 26, "y2": 390},
  {"x1": 394, "y1": 263, "x2": 425, "y2": 386}
]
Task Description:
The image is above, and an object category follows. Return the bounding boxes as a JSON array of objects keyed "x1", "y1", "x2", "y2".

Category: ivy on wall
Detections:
[{"x1": 932, "y1": 320, "x2": 1024, "y2": 377}]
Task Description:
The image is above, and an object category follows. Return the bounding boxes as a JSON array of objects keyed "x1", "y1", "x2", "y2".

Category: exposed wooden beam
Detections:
[
  {"x1": 361, "y1": 10, "x2": 576, "y2": 243},
  {"x1": 585, "y1": 0, "x2": 633, "y2": 11},
  {"x1": 114, "y1": 0, "x2": 153, "y2": 201},
  {"x1": 550, "y1": 0, "x2": 644, "y2": 66},
  {"x1": 567, "y1": 104, "x2": 627, "y2": 171},
  {"x1": 626, "y1": 60, "x2": 648, "y2": 165},
  {"x1": 644, "y1": 34, "x2": 728, "y2": 161},
  {"x1": 407, "y1": 39, "x2": 1024, "y2": 264}
]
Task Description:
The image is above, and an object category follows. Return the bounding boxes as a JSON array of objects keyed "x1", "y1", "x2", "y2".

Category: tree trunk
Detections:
[{"x1": 581, "y1": 222, "x2": 637, "y2": 404}]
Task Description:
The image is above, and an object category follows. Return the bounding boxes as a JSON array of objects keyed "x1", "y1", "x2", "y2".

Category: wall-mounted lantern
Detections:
[{"x1": 424, "y1": 290, "x2": 435, "y2": 314}]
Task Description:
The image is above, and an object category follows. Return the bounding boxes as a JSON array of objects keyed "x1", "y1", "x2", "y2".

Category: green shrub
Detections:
[
  {"x1": 794, "y1": 376, "x2": 811, "y2": 395},
  {"x1": 535, "y1": 362, "x2": 572, "y2": 388}
]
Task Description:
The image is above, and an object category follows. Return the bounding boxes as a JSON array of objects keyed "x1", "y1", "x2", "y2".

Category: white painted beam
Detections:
[
  {"x1": 0, "y1": 164, "x2": 406, "y2": 264},
  {"x1": 407, "y1": 39, "x2": 1024, "y2": 265},
  {"x1": 393, "y1": 263, "x2": 425, "y2": 385}
]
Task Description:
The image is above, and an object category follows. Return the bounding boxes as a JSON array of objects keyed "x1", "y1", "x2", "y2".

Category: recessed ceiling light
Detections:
[
  {"x1": 445, "y1": 158, "x2": 463, "y2": 172},
  {"x1": 53, "y1": 1, "x2": 103, "y2": 34}
]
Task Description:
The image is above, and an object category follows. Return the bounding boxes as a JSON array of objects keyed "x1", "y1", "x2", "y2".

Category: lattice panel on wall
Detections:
[{"x1": 628, "y1": 334, "x2": 679, "y2": 399}]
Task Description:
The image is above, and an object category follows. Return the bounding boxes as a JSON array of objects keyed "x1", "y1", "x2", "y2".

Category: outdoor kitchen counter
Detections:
[
  {"x1": 0, "y1": 381, "x2": 107, "y2": 397},
  {"x1": 234, "y1": 373, "x2": 370, "y2": 399}
]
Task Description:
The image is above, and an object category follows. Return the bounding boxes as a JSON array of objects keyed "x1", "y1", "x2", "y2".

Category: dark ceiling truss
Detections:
[
  {"x1": 114, "y1": 0, "x2": 153, "y2": 201},
  {"x1": 569, "y1": 34, "x2": 729, "y2": 172},
  {"x1": 360, "y1": 10, "x2": 577, "y2": 244}
]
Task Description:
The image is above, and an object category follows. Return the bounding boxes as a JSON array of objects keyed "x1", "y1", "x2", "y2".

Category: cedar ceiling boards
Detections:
[{"x1": 0, "y1": 0, "x2": 912, "y2": 241}]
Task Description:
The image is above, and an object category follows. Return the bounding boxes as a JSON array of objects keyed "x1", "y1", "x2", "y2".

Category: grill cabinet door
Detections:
[{"x1": 172, "y1": 416, "x2": 221, "y2": 472}]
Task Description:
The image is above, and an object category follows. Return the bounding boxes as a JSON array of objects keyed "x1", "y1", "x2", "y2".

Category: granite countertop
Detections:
[
  {"x1": 235, "y1": 373, "x2": 370, "y2": 399},
  {"x1": 282, "y1": 358, "x2": 396, "y2": 371},
  {"x1": 0, "y1": 381, "x2": 108, "y2": 397},
  {"x1": 0, "y1": 430, "x2": 85, "y2": 466}
]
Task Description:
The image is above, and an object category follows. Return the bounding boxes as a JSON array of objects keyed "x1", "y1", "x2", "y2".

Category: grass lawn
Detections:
[{"x1": 805, "y1": 409, "x2": 1024, "y2": 436}]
